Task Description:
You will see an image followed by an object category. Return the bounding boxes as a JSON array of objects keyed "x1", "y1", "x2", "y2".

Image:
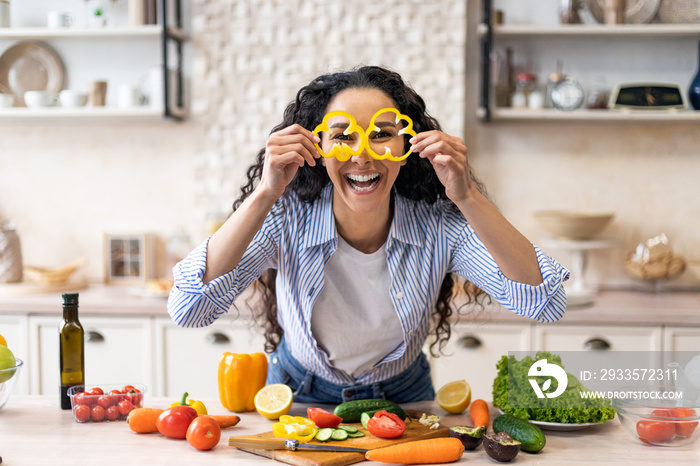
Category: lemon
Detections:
[
  {"x1": 436, "y1": 380, "x2": 472, "y2": 414},
  {"x1": 254, "y1": 383, "x2": 293, "y2": 420},
  {"x1": 0, "y1": 345, "x2": 17, "y2": 383},
  {"x1": 0, "y1": 333, "x2": 7, "y2": 347}
]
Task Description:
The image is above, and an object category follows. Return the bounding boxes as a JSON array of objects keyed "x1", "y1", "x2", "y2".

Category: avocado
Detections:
[
  {"x1": 448, "y1": 425, "x2": 486, "y2": 450},
  {"x1": 483, "y1": 432, "x2": 521, "y2": 462}
]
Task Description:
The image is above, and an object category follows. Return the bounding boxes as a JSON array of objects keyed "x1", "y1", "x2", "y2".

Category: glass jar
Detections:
[{"x1": 514, "y1": 73, "x2": 538, "y2": 108}]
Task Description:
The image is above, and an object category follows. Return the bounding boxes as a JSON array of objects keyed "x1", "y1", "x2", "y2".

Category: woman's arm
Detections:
[
  {"x1": 203, "y1": 124, "x2": 320, "y2": 283},
  {"x1": 410, "y1": 131, "x2": 542, "y2": 286}
]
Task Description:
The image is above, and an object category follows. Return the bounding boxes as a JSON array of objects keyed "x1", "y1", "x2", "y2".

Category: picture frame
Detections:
[{"x1": 103, "y1": 233, "x2": 153, "y2": 285}]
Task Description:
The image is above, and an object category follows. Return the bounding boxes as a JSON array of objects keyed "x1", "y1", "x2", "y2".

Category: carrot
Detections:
[
  {"x1": 210, "y1": 414, "x2": 241, "y2": 429},
  {"x1": 469, "y1": 399, "x2": 490, "y2": 428},
  {"x1": 365, "y1": 437, "x2": 464, "y2": 464},
  {"x1": 126, "y1": 408, "x2": 164, "y2": 433}
]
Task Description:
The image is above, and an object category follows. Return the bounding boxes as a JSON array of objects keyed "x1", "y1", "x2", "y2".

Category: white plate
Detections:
[
  {"x1": 498, "y1": 409, "x2": 614, "y2": 431},
  {"x1": 587, "y1": 0, "x2": 661, "y2": 24},
  {"x1": 0, "y1": 40, "x2": 64, "y2": 107}
]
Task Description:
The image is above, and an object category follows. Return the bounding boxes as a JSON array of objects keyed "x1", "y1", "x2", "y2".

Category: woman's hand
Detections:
[
  {"x1": 410, "y1": 131, "x2": 471, "y2": 203},
  {"x1": 258, "y1": 124, "x2": 320, "y2": 201}
]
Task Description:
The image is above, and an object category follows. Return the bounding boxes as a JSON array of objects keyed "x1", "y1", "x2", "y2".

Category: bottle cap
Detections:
[{"x1": 62, "y1": 293, "x2": 79, "y2": 306}]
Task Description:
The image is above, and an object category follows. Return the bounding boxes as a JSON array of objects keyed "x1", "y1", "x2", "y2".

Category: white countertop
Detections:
[
  {"x1": 1, "y1": 396, "x2": 698, "y2": 465},
  {"x1": 1, "y1": 283, "x2": 698, "y2": 326}
]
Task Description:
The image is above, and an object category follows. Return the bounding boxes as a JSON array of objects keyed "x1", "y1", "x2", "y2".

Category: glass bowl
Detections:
[
  {"x1": 0, "y1": 358, "x2": 24, "y2": 411},
  {"x1": 613, "y1": 384, "x2": 700, "y2": 447}
]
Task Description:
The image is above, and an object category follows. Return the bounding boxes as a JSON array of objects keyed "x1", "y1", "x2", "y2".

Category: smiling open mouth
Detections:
[{"x1": 345, "y1": 173, "x2": 381, "y2": 192}]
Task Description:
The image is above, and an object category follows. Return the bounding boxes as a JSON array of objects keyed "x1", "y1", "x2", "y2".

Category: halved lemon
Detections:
[
  {"x1": 254, "y1": 383, "x2": 293, "y2": 420},
  {"x1": 435, "y1": 380, "x2": 472, "y2": 414}
]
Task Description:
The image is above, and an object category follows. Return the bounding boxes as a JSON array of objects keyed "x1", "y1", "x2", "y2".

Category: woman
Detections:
[{"x1": 168, "y1": 66, "x2": 569, "y2": 404}]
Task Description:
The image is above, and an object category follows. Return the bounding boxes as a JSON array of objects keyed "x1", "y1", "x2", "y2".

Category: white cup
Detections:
[
  {"x1": 0, "y1": 93, "x2": 14, "y2": 108},
  {"x1": 118, "y1": 84, "x2": 140, "y2": 108},
  {"x1": 47, "y1": 11, "x2": 73, "y2": 28},
  {"x1": 24, "y1": 91, "x2": 58, "y2": 108},
  {"x1": 59, "y1": 90, "x2": 88, "y2": 107},
  {"x1": 0, "y1": 1, "x2": 10, "y2": 28}
]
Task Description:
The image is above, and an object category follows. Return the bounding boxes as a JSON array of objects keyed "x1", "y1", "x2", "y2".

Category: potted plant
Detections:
[{"x1": 89, "y1": 6, "x2": 107, "y2": 27}]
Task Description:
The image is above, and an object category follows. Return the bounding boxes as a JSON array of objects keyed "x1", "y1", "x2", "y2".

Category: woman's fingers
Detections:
[{"x1": 266, "y1": 124, "x2": 320, "y2": 167}]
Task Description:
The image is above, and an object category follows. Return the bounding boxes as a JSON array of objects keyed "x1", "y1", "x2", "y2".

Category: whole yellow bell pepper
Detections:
[
  {"x1": 170, "y1": 391, "x2": 207, "y2": 415},
  {"x1": 218, "y1": 352, "x2": 268, "y2": 412},
  {"x1": 272, "y1": 415, "x2": 318, "y2": 443}
]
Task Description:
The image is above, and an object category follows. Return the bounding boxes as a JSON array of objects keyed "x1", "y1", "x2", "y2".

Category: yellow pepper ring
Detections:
[
  {"x1": 312, "y1": 108, "x2": 416, "y2": 162},
  {"x1": 366, "y1": 107, "x2": 416, "y2": 162},
  {"x1": 312, "y1": 110, "x2": 365, "y2": 162}
]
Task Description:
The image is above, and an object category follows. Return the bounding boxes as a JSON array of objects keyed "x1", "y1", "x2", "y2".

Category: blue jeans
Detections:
[{"x1": 266, "y1": 337, "x2": 435, "y2": 404}]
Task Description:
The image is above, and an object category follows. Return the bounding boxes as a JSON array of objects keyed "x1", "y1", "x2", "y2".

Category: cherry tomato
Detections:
[
  {"x1": 125, "y1": 388, "x2": 143, "y2": 408},
  {"x1": 91, "y1": 405, "x2": 105, "y2": 422},
  {"x1": 366, "y1": 410, "x2": 406, "y2": 439},
  {"x1": 637, "y1": 410, "x2": 676, "y2": 444},
  {"x1": 123, "y1": 385, "x2": 136, "y2": 392},
  {"x1": 118, "y1": 399, "x2": 134, "y2": 416},
  {"x1": 106, "y1": 405, "x2": 120, "y2": 421},
  {"x1": 157, "y1": 405, "x2": 198, "y2": 439},
  {"x1": 109, "y1": 389, "x2": 125, "y2": 403},
  {"x1": 671, "y1": 408, "x2": 698, "y2": 438},
  {"x1": 307, "y1": 407, "x2": 343, "y2": 429},
  {"x1": 74, "y1": 404, "x2": 90, "y2": 422},
  {"x1": 97, "y1": 395, "x2": 114, "y2": 409},
  {"x1": 89, "y1": 387, "x2": 104, "y2": 396},
  {"x1": 186, "y1": 415, "x2": 222, "y2": 451},
  {"x1": 74, "y1": 392, "x2": 93, "y2": 406}
]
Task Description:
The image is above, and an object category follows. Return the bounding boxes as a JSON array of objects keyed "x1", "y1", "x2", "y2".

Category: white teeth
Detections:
[{"x1": 346, "y1": 173, "x2": 379, "y2": 182}]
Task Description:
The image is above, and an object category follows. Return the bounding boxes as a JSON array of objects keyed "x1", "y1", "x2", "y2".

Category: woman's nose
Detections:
[{"x1": 350, "y1": 152, "x2": 372, "y2": 165}]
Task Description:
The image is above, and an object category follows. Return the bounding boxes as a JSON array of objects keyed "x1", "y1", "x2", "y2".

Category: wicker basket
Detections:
[{"x1": 23, "y1": 258, "x2": 87, "y2": 286}]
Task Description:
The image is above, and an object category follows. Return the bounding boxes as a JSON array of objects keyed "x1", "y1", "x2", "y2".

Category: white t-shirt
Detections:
[{"x1": 310, "y1": 235, "x2": 404, "y2": 378}]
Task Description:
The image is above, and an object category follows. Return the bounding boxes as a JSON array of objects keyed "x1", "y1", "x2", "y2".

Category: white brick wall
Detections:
[{"x1": 191, "y1": 0, "x2": 467, "y2": 209}]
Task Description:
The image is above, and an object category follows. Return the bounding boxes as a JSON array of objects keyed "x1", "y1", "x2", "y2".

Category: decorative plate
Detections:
[
  {"x1": 657, "y1": 0, "x2": 700, "y2": 24},
  {"x1": 497, "y1": 409, "x2": 614, "y2": 431},
  {"x1": 587, "y1": 0, "x2": 661, "y2": 24},
  {"x1": 0, "y1": 40, "x2": 64, "y2": 107}
]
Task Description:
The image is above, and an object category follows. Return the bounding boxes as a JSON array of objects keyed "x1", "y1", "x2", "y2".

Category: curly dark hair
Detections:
[{"x1": 233, "y1": 65, "x2": 489, "y2": 357}]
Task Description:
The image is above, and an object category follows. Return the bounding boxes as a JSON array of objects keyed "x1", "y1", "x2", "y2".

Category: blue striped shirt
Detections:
[{"x1": 168, "y1": 185, "x2": 569, "y2": 385}]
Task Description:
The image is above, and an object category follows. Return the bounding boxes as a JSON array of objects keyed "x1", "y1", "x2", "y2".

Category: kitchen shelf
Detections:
[
  {"x1": 0, "y1": 25, "x2": 172, "y2": 39},
  {"x1": 477, "y1": 0, "x2": 700, "y2": 122},
  {"x1": 0, "y1": 105, "x2": 185, "y2": 123}
]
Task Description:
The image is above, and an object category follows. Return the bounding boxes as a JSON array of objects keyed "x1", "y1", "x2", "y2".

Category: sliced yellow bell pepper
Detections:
[
  {"x1": 272, "y1": 415, "x2": 318, "y2": 443},
  {"x1": 170, "y1": 391, "x2": 207, "y2": 415},
  {"x1": 218, "y1": 352, "x2": 268, "y2": 412}
]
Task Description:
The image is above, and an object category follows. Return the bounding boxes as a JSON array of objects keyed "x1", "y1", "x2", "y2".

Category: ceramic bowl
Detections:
[
  {"x1": 533, "y1": 211, "x2": 614, "y2": 241},
  {"x1": 24, "y1": 90, "x2": 58, "y2": 108},
  {"x1": 0, "y1": 358, "x2": 24, "y2": 411},
  {"x1": 613, "y1": 383, "x2": 700, "y2": 447},
  {"x1": 59, "y1": 90, "x2": 88, "y2": 107},
  {"x1": 0, "y1": 93, "x2": 14, "y2": 108}
]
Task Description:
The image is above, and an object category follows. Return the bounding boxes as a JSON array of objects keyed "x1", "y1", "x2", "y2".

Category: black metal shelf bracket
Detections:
[
  {"x1": 478, "y1": 0, "x2": 492, "y2": 122},
  {"x1": 161, "y1": 0, "x2": 184, "y2": 121}
]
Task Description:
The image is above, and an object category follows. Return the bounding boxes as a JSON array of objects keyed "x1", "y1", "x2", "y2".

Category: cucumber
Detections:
[
  {"x1": 315, "y1": 428, "x2": 334, "y2": 442},
  {"x1": 492, "y1": 414, "x2": 546, "y2": 453},
  {"x1": 346, "y1": 431, "x2": 365, "y2": 438},
  {"x1": 337, "y1": 424, "x2": 358, "y2": 433},
  {"x1": 360, "y1": 412, "x2": 372, "y2": 430},
  {"x1": 333, "y1": 399, "x2": 406, "y2": 423},
  {"x1": 330, "y1": 429, "x2": 348, "y2": 441}
]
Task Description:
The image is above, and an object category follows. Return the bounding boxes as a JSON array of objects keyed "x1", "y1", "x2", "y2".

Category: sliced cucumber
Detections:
[
  {"x1": 346, "y1": 431, "x2": 365, "y2": 438},
  {"x1": 315, "y1": 428, "x2": 334, "y2": 442},
  {"x1": 330, "y1": 429, "x2": 348, "y2": 441},
  {"x1": 337, "y1": 424, "x2": 359, "y2": 433},
  {"x1": 360, "y1": 412, "x2": 372, "y2": 430}
]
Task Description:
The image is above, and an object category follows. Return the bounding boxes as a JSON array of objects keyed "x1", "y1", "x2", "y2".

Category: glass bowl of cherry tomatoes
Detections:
[
  {"x1": 613, "y1": 383, "x2": 700, "y2": 447},
  {"x1": 68, "y1": 384, "x2": 146, "y2": 423}
]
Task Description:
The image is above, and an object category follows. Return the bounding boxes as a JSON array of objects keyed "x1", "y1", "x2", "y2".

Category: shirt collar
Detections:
[{"x1": 301, "y1": 184, "x2": 425, "y2": 249}]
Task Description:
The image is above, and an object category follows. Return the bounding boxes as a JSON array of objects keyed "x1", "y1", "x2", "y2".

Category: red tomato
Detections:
[
  {"x1": 671, "y1": 408, "x2": 698, "y2": 438},
  {"x1": 109, "y1": 389, "x2": 125, "y2": 403},
  {"x1": 106, "y1": 405, "x2": 120, "y2": 421},
  {"x1": 74, "y1": 404, "x2": 90, "y2": 422},
  {"x1": 366, "y1": 410, "x2": 406, "y2": 439},
  {"x1": 74, "y1": 392, "x2": 93, "y2": 406},
  {"x1": 118, "y1": 399, "x2": 134, "y2": 416},
  {"x1": 91, "y1": 405, "x2": 105, "y2": 422},
  {"x1": 637, "y1": 411, "x2": 676, "y2": 444},
  {"x1": 89, "y1": 387, "x2": 104, "y2": 396},
  {"x1": 97, "y1": 395, "x2": 114, "y2": 409},
  {"x1": 157, "y1": 405, "x2": 198, "y2": 439},
  {"x1": 307, "y1": 407, "x2": 342, "y2": 428},
  {"x1": 122, "y1": 385, "x2": 136, "y2": 392},
  {"x1": 186, "y1": 415, "x2": 222, "y2": 451},
  {"x1": 125, "y1": 388, "x2": 143, "y2": 408}
]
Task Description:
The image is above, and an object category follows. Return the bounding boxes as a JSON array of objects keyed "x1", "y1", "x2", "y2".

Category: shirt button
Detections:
[{"x1": 395, "y1": 291, "x2": 405, "y2": 299}]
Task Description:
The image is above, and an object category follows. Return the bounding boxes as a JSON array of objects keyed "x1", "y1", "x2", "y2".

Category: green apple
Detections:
[{"x1": 0, "y1": 345, "x2": 17, "y2": 383}]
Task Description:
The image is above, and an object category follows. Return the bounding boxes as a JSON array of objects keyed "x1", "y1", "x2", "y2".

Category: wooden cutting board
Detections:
[{"x1": 229, "y1": 421, "x2": 450, "y2": 466}]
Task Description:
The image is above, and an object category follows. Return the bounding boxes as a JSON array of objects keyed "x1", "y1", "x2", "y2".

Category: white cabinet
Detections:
[
  {"x1": 663, "y1": 326, "x2": 700, "y2": 353},
  {"x1": 154, "y1": 316, "x2": 268, "y2": 399},
  {"x1": 430, "y1": 322, "x2": 531, "y2": 400},
  {"x1": 534, "y1": 324, "x2": 662, "y2": 352},
  {"x1": 28, "y1": 315, "x2": 155, "y2": 396}
]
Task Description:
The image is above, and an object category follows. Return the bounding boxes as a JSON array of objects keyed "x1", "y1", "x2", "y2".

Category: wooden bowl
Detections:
[
  {"x1": 534, "y1": 211, "x2": 614, "y2": 241},
  {"x1": 23, "y1": 258, "x2": 86, "y2": 286}
]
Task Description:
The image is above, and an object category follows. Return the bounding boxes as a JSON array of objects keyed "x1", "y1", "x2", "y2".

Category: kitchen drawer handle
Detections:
[
  {"x1": 86, "y1": 331, "x2": 105, "y2": 343},
  {"x1": 458, "y1": 335, "x2": 482, "y2": 349},
  {"x1": 584, "y1": 337, "x2": 611, "y2": 351},
  {"x1": 206, "y1": 332, "x2": 230, "y2": 345}
]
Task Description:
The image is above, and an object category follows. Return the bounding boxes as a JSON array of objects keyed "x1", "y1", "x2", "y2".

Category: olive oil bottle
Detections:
[{"x1": 59, "y1": 293, "x2": 84, "y2": 409}]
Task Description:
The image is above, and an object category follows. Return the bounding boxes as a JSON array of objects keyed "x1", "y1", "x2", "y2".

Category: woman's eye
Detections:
[
  {"x1": 370, "y1": 131, "x2": 394, "y2": 140},
  {"x1": 331, "y1": 132, "x2": 354, "y2": 141}
]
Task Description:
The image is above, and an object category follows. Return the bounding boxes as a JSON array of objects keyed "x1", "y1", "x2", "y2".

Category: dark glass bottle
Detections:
[
  {"x1": 59, "y1": 293, "x2": 84, "y2": 409},
  {"x1": 689, "y1": 41, "x2": 700, "y2": 111}
]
